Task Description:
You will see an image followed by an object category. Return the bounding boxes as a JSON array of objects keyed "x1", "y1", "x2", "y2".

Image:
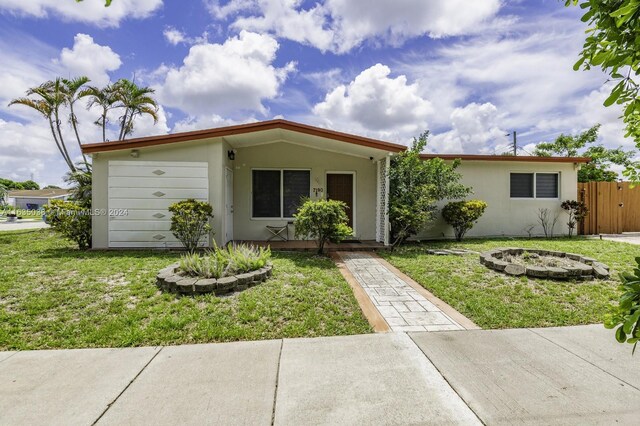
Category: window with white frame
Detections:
[
  {"x1": 510, "y1": 172, "x2": 559, "y2": 199},
  {"x1": 252, "y1": 169, "x2": 310, "y2": 218}
]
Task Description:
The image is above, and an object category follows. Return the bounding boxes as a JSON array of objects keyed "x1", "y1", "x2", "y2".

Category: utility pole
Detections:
[{"x1": 512, "y1": 131, "x2": 517, "y2": 156}]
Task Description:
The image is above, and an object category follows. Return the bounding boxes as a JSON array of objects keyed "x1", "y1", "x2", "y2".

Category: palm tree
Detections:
[
  {"x1": 113, "y1": 79, "x2": 159, "y2": 140},
  {"x1": 9, "y1": 83, "x2": 76, "y2": 172},
  {"x1": 65, "y1": 162, "x2": 92, "y2": 208},
  {"x1": 62, "y1": 76, "x2": 91, "y2": 163},
  {"x1": 85, "y1": 83, "x2": 118, "y2": 142}
]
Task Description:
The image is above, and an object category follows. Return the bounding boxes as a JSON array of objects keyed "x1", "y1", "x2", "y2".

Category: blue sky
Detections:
[{"x1": 0, "y1": 0, "x2": 634, "y2": 186}]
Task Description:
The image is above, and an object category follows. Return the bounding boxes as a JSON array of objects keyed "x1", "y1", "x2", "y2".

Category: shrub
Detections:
[
  {"x1": 536, "y1": 208, "x2": 560, "y2": 238},
  {"x1": 294, "y1": 199, "x2": 353, "y2": 254},
  {"x1": 168, "y1": 199, "x2": 213, "y2": 253},
  {"x1": 561, "y1": 200, "x2": 589, "y2": 237},
  {"x1": 605, "y1": 257, "x2": 640, "y2": 354},
  {"x1": 389, "y1": 131, "x2": 470, "y2": 248},
  {"x1": 178, "y1": 244, "x2": 271, "y2": 279},
  {"x1": 43, "y1": 200, "x2": 92, "y2": 249},
  {"x1": 441, "y1": 200, "x2": 488, "y2": 241}
]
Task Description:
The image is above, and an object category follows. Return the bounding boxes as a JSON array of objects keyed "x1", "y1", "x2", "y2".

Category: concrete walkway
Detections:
[
  {"x1": 600, "y1": 233, "x2": 640, "y2": 245},
  {"x1": 1, "y1": 325, "x2": 639, "y2": 425},
  {"x1": 337, "y1": 251, "x2": 474, "y2": 332},
  {"x1": 0, "y1": 221, "x2": 48, "y2": 231}
]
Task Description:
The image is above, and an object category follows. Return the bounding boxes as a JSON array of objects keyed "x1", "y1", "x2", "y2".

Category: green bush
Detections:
[
  {"x1": 561, "y1": 200, "x2": 589, "y2": 237},
  {"x1": 294, "y1": 199, "x2": 352, "y2": 254},
  {"x1": 178, "y1": 244, "x2": 272, "y2": 279},
  {"x1": 605, "y1": 257, "x2": 640, "y2": 354},
  {"x1": 168, "y1": 199, "x2": 213, "y2": 253},
  {"x1": 43, "y1": 200, "x2": 92, "y2": 249},
  {"x1": 442, "y1": 200, "x2": 488, "y2": 241}
]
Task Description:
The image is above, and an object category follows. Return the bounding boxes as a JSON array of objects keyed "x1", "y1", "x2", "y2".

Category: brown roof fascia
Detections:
[
  {"x1": 419, "y1": 154, "x2": 590, "y2": 163},
  {"x1": 81, "y1": 119, "x2": 408, "y2": 154}
]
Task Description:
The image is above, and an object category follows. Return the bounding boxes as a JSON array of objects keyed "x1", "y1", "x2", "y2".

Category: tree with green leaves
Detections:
[
  {"x1": 76, "y1": 0, "x2": 113, "y2": 6},
  {"x1": 566, "y1": 0, "x2": 640, "y2": 182},
  {"x1": 388, "y1": 131, "x2": 471, "y2": 248},
  {"x1": 10, "y1": 77, "x2": 160, "y2": 175},
  {"x1": 294, "y1": 199, "x2": 353, "y2": 254},
  {"x1": 0, "y1": 184, "x2": 7, "y2": 207},
  {"x1": 534, "y1": 124, "x2": 635, "y2": 182}
]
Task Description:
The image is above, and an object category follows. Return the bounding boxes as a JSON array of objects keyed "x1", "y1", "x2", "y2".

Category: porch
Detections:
[{"x1": 235, "y1": 240, "x2": 388, "y2": 252}]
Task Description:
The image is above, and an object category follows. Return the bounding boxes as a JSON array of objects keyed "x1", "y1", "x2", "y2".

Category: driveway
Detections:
[
  {"x1": 1, "y1": 325, "x2": 638, "y2": 425},
  {"x1": 0, "y1": 221, "x2": 48, "y2": 231},
  {"x1": 601, "y1": 234, "x2": 640, "y2": 245}
]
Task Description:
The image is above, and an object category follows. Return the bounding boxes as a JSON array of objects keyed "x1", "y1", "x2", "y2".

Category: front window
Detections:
[
  {"x1": 252, "y1": 169, "x2": 310, "y2": 218},
  {"x1": 510, "y1": 172, "x2": 559, "y2": 199}
]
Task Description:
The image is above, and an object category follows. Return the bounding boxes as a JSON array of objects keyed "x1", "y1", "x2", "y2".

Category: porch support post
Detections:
[{"x1": 384, "y1": 155, "x2": 390, "y2": 246}]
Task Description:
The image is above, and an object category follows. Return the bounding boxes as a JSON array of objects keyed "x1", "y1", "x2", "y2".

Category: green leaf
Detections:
[{"x1": 616, "y1": 326, "x2": 627, "y2": 343}]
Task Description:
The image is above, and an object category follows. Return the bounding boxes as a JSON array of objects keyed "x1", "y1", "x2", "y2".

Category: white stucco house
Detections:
[
  {"x1": 80, "y1": 119, "x2": 589, "y2": 249},
  {"x1": 7, "y1": 189, "x2": 71, "y2": 210}
]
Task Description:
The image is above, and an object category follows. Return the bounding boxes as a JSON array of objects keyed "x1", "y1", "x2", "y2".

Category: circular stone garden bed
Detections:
[
  {"x1": 480, "y1": 248, "x2": 610, "y2": 280},
  {"x1": 156, "y1": 263, "x2": 273, "y2": 295}
]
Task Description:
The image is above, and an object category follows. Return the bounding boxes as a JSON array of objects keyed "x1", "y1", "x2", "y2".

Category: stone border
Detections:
[
  {"x1": 156, "y1": 263, "x2": 273, "y2": 295},
  {"x1": 480, "y1": 248, "x2": 610, "y2": 280}
]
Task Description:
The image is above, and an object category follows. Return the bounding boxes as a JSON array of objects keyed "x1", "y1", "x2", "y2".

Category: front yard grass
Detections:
[
  {"x1": 0, "y1": 229, "x2": 371, "y2": 350},
  {"x1": 381, "y1": 238, "x2": 639, "y2": 329}
]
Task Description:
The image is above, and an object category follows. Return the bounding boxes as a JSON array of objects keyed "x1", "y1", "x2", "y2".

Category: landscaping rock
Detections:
[
  {"x1": 492, "y1": 260, "x2": 509, "y2": 271},
  {"x1": 194, "y1": 279, "x2": 217, "y2": 293},
  {"x1": 593, "y1": 265, "x2": 610, "y2": 279},
  {"x1": 565, "y1": 253, "x2": 583, "y2": 261},
  {"x1": 526, "y1": 266, "x2": 548, "y2": 278},
  {"x1": 264, "y1": 265, "x2": 273, "y2": 276},
  {"x1": 546, "y1": 267, "x2": 568, "y2": 279},
  {"x1": 504, "y1": 264, "x2": 526, "y2": 276},
  {"x1": 176, "y1": 278, "x2": 197, "y2": 293},
  {"x1": 217, "y1": 276, "x2": 238, "y2": 290},
  {"x1": 235, "y1": 273, "x2": 254, "y2": 285},
  {"x1": 594, "y1": 262, "x2": 610, "y2": 272},
  {"x1": 581, "y1": 257, "x2": 597, "y2": 265}
]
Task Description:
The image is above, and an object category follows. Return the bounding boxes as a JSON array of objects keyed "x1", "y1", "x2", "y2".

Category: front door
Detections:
[
  {"x1": 326, "y1": 173, "x2": 354, "y2": 231},
  {"x1": 225, "y1": 168, "x2": 233, "y2": 243}
]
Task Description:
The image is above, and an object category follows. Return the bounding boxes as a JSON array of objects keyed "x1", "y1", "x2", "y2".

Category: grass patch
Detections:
[
  {"x1": 380, "y1": 238, "x2": 639, "y2": 329},
  {"x1": 0, "y1": 230, "x2": 371, "y2": 350}
]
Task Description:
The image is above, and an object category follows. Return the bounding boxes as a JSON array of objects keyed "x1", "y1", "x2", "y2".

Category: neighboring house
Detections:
[
  {"x1": 7, "y1": 189, "x2": 71, "y2": 210},
  {"x1": 81, "y1": 119, "x2": 589, "y2": 249}
]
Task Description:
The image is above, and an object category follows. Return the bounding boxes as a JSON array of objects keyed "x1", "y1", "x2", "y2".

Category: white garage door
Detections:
[{"x1": 108, "y1": 160, "x2": 209, "y2": 248}]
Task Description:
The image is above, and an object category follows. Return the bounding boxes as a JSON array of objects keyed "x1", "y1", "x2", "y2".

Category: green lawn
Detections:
[
  {"x1": 0, "y1": 230, "x2": 371, "y2": 350},
  {"x1": 381, "y1": 238, "x2": 639, "y2": 329}
]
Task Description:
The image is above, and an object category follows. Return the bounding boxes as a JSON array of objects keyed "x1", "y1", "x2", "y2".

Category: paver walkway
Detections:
[{"x1": 338, "y1": 251, "x2": 465, "y2": 332}]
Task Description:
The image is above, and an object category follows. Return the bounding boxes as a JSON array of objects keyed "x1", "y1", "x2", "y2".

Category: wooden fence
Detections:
[{"x1": 579, "y1": 181, "x2": 640, "y2": 235}]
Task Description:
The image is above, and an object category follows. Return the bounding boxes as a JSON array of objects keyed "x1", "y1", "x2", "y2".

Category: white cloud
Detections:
[
  {"x1": 212, "y1": 0, "x2": 502, "y2": 53},
  {"x1": 156, "y1": 30, "x2": 295, "y2": 116},
  {"x1": 429, "y1": 103, "x2": 509, "y2": 154},
  {"x1": 162, "y1": 27, "x2": 210, "y2": 46},
  {"x1": 172, "y1": 114, "x2": 257, "y2": 133},
  {"x1": 163, "y1": 27, "x2": 187, "y2": 45},
  {"x1": 0, "y1": 0, "x2": 163, "y2": 27},
  {"x1": 59, "y1": 34, "x2": 121, "y2": 86},
  {"x1": 313, "y1": 63, "x2": 432, "y2": 140}
]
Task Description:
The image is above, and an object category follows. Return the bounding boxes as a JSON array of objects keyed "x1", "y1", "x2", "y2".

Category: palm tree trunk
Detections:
[
  {"x1": 54, "y1": 108, "x2": 76, "y2": 172},
  {"x1": 118, "y1": 108, "x2": 129, "y2": 141},
  {"x1": 48, "y1": 116, "x2": 74, "y2": 171},
  {"x1": 69, "y1": 103, "x2": 88, "y2": 163}
]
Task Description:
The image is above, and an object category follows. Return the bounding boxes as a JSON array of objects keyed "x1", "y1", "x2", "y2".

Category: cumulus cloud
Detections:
[
  {"x1": 313, "y1": 63, "x2": 432, "y2": 140},
  {"x1": 209, "y1": 0, "x2": 502, "y2": 53},
  {"x1": 156, "y1": 30, "x2": 295, "y2": 116},
  {"x1": 59, "y1": 34, "x2": 121, "y2": 86},
  {"x1": 172, "y1": 114, "x2": 258, "y2": 133},
  {"x1": 0, "y1": 0, "x2": 163, "y2": 27},
  {"x1": 429, "y1": 103, "x2": 509, "y2": 154},
  {"x1": 163, "y1": 27, "x2": 187, "y2": 45}
]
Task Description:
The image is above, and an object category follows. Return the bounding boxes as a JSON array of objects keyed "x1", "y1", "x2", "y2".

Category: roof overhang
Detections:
[
  {"x1": 81, "y1": 119, "x2": 406, "y2": 160},
  {"x1": 419, "y1": 154, "x2": 590, "y2": 163}
]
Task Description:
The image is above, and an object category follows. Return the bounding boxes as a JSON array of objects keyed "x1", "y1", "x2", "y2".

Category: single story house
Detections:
[
  {"x1": 7, "y1": 189, "x2": 71, "y2": 210},
  {"x1": 81, "y1": 119, "x2": 589, "y2": 249}
]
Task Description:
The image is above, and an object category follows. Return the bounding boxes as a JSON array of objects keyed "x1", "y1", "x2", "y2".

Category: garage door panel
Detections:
[
  {"x1": 109, "y1": 220, "x2": 172, "y2": 232},
  {"x1": 109, "y1": 188, "x2": 209, "y2": 200},
  {"x1": 108, "y1": 160, "x2": 209, "y2": 248},
  {"x1": 109, "y1": 198, "x2": 207, "y2": 210},
  {"x1": 108, "y1": 165, "x2": 208, "y2": 178},
  {"x1": 109, "y1": 177, "x2": 208, "y2": 189}
]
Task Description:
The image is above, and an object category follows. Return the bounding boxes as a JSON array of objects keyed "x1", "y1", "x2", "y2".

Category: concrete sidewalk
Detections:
[
  {"x1": 1, "y1": 325, "x2": 639, "y2": 425},
  {"x1": 0, "y1": 221, "x2": 49, "y2": 231}
]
